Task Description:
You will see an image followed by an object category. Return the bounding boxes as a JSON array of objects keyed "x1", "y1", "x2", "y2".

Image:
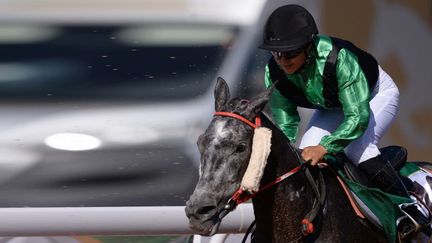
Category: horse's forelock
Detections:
[
  {"x1": 209, "y1": 118, "x2": 250, "y2": 144},
  {"x1": 210, "y1": 120, "x2": 230, "y2": 144}
]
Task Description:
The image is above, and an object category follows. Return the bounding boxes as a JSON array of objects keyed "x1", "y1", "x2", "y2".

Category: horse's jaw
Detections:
[{"x1": 188, "y1": 220, "x2": 217, "y2": 236}]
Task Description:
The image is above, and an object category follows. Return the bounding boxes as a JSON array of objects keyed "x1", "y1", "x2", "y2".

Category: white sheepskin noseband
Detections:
[{"x1": 240, "y1": 126, "x2": 272, "y2": 193}]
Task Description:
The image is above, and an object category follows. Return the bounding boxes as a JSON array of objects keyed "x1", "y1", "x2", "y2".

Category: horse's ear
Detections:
[
  {"x1": 243, "y1": 81, "x2": 278, "y2": 117},
  {"x1": 214, "y1": 77, "x2": 231, "y2": 112}
]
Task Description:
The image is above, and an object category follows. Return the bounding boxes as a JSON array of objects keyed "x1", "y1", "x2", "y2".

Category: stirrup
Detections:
[
  {"x1": 401, "y1": 212, "x2": 422, "y2": 233},
  {"x1": 398, "y1": 202, "x2": 431, "y2": 237},
  {"x1": 397, "y1": 215, "x2": 417, "y2": 239}
]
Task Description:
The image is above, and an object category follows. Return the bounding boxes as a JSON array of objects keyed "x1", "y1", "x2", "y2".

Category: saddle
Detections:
[
  {"x1": 333, "y1": 145, "x2": 432, "y2": 241},
  {"x1": 339, "y1": 145, "x2": 408, "y2": 188}
]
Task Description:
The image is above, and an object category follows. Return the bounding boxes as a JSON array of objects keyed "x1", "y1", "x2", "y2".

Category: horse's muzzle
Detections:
[{"x1": 185, "y1": 198, "x2": 223, "y2": 235}]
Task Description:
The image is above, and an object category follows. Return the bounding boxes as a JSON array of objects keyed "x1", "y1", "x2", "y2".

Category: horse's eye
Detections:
[{"x1": 236, "y1": 143, "x2": 247, "y2": 153}]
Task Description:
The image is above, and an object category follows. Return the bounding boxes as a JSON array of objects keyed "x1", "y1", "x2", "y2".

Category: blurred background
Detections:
[
  {"x1": 0, "y1": 0, "x2": 268, "y2": 208},
  {"x1": 0, "y1": 0, "x2": 430, "y2": 242}
]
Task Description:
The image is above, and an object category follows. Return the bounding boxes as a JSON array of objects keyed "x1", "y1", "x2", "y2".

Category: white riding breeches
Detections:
[{"x1": 299, "y1": 66, "x2": 399, "y2": 165}]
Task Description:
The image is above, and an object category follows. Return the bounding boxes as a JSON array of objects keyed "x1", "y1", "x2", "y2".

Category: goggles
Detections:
[{"x1": 271, "y1": 48, "x2": 304, "y2": 60}]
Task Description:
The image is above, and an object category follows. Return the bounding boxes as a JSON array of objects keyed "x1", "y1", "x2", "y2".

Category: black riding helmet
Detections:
[{"x1": 259, "y1": 4, "x2": 318, "y2": 52}]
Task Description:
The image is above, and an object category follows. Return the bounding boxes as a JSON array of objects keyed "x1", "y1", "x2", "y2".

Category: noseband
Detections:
[{"x1": 213, "y1": 111, "x2": 326, "y2": 236}]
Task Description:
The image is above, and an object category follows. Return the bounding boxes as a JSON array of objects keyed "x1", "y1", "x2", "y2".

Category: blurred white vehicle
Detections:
[
  {"x1": 0, "y1": 0, "x2": 271, "y2": 208},
  {"x1": 0, "y1": 1, "x2": 283, "y2": 242}
]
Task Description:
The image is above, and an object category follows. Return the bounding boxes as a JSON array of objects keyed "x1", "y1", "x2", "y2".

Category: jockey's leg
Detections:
[
  {"x1": 358, "y1": 154, "x2": 430, "y2": 238},
  {"x1": 347, "y1": 67, "x2": 430, "y2": 238},
  {"x1": 299, "y1": 67, "x2": 430, "y2": 237},
  {"x1": 358, "y1": 155, "x2": 408, "y2": 195}
]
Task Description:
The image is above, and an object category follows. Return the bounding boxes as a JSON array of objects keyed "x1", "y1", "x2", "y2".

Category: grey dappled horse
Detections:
[{"x1": 185, "y1": 77, "x2": 388, "y2": 242}]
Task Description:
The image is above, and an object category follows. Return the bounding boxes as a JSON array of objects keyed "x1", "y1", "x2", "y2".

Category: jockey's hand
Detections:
[{"x1": 301, "y1": 145, "x2": 327, "y2": 166}]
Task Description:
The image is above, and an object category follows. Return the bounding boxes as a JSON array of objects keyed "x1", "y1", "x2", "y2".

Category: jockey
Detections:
[{"x1": 260, "y1": 4, "x2": 428, "y2": 238}]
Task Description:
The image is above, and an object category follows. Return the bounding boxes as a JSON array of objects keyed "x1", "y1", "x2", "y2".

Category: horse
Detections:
[{"x1": 185, "y1": 77, "x2": 429, "y2": 242}]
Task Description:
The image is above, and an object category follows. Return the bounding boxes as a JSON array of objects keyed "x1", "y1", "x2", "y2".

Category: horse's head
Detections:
[{"x1": 185, "y1": 77, "x2": 274, "y2": 235}]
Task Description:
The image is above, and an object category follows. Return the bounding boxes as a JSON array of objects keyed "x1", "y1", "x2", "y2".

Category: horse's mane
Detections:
[{"x1": 259, "y1": 112, "x2": 282, "y2": 135}]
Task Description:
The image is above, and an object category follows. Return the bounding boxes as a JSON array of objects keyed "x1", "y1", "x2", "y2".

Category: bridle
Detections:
[
  {"x1": 213, "y1": 111, "x2": 326, "y2": 236},
  {"x1": 214, "y1": 111, "x2": 262, "y2": 129}
]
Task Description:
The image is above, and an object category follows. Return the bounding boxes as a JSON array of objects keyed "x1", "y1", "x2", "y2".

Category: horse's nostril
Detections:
[{"x1": 197, "y1": 205, "x2": 217, "y2": 215}]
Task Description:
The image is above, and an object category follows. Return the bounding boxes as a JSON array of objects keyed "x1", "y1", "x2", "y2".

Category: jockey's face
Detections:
[{"x1": 272, "y1": 49, "x2": 307, "y2": 74}]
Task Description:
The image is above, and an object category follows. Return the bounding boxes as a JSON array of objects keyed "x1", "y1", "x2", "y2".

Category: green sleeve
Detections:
[
  {"x1": 319, "y1": 49, "x2": 372, "y2": 153},
  {"x1": 264, "y1": 65, "x2": 300, "y2": 143}
]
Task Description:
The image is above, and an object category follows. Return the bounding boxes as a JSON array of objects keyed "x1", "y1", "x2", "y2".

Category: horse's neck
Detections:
[
  {"x1": 251, "y1": 114, "x2": 316, "y2": 241},
  {"x1": 249, "y1": 115, "x2": 389, "y2": 242},
  {"x1": 259, "y1": 113, "x2": 302, "y2": 181},
  {"x1": 263, "y1": 112, "x2": 313, "y2": 188}
]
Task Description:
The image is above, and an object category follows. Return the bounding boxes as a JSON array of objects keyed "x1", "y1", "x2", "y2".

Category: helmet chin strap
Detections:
[
  {"x1": 304, "y1": 42, "x2": 314, "y2": 65},
  {"x1": 294, "y1": 43, "x2": 314, "y2": 73}
]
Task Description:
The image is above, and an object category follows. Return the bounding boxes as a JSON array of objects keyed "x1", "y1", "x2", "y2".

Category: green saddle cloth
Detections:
[{"x1": 328, "y1": 156, "x2": 414, "y2": 243}]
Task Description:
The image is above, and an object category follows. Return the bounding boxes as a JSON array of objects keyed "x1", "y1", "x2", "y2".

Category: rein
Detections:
[
  {"x1": 227, "y1": 163, "x2": 306, "y2": 206},
  {"x1": 213, "y1": 111, "x2": 326, "y2": 236}
]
